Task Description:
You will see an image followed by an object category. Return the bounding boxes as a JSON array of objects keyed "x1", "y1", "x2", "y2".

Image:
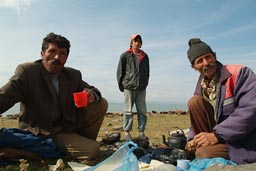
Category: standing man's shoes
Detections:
[
  {"x1": 124, "y1": 131, "x2": 132, "y2": 141},
  {"x1": 139, "y1": 132, "x2": 145, "y2": 138}
]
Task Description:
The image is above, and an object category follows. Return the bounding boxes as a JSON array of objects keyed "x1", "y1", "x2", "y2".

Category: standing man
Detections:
[
  {"x1": 185, "y1": 38, "x2": 256, "y2": 164},
  {"x1": 0, "y1": 32, "x2": 108, "y2": 160},
  {"x1": 117, "y1": 33, "x2": 150, "y2": 141}
]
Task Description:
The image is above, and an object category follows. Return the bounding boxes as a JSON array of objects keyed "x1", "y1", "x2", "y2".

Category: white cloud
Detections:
[
  {"x1": 208, "y1": 23, "x2": 256, "y2": 41},
  {"x1": 0, "y1": 0, "x2": 34, "y2": 13}
]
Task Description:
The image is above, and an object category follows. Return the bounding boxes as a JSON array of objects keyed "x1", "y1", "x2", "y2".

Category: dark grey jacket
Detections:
[
  {"x1": 116, "y1": 49, "x2": 150, "y2": 92},
  {"x1": 0, "y1": 60, "x2": 101, "y2": 133}
]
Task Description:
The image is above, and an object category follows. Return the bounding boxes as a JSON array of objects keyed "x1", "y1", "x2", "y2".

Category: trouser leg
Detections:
[
  {"x1": 52, "y1": 132, "x2": 100, "y2": 160},
  {"x1": 196, "y1": 143, "x2": 229, "y2": 159},
  {"x1": 123, "y1": 89, "x2": 134, "y2": 132},
  {"x1": 188, "y1": 95, "x2": 216, "y2": 134},
  {"x1": 135, "y1": 90, "x2": 147, "y2": 132},
  {"x1": 77, "y1": 97, "x2": 108, "y2": 140},
  {"x1": 188, "y1": 95, "x2": 229, "y2": 159}
]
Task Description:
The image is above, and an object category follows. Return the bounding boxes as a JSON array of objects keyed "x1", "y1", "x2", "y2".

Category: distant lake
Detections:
[
  {"x1": 2, "y1": 102, "x2": 187, "y2": 116},
  {"x1": 109, "y1": 102, "x2": 187, "y2": 113}
]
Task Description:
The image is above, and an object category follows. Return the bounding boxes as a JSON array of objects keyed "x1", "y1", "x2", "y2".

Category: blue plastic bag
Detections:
[{"x1": 84, "y1": 141, "x2": 139, "y2": 171}]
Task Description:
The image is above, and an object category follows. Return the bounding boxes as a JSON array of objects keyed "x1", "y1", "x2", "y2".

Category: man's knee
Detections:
[
  {"x1": 188, "y1": 95, "x2": 204, "y2": 107},
  {"x1": 71, "y1": 140, "x2": 100, "y2": 160},
  {"x1": 83, "y1": 142, "x2": 100, "y2": 160}
]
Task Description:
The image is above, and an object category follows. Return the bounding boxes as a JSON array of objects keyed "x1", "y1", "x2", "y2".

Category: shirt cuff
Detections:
[{"x1": 213, "y1": 131, "x2": 224, "y2": 143}]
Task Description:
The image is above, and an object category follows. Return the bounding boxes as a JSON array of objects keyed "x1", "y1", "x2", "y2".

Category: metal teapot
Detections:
[{"x1": 162, "y1": 127, "x2": 187, "y2": 150}]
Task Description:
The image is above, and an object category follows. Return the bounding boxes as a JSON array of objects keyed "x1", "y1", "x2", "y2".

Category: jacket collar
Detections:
[
  {"x1": 195, "y1": 61, "x2": 232, "y2": 94},
  {"x1": 38, "y1": 59, "x2": 71, "y2": 108},
  {"x1": 127, "y1": 48, "x2": 145, "y2": 62}
]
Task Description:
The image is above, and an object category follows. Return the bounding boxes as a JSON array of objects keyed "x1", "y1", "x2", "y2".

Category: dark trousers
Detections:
[{"x1": 188, "y1": 95, "x2": 229, "y2": 159}]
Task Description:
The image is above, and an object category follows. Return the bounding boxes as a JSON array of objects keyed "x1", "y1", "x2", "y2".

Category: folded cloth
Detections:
[{"x1": 0, "y1": 128, "x2": 64, "y2": 166}]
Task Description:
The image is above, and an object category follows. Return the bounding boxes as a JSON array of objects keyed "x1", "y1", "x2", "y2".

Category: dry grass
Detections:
[{"x1": 0, "y1": 113, "x2": 190, "y2": 171}]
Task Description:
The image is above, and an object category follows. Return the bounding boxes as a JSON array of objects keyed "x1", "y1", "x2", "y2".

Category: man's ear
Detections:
[
  {"x1": 40, "y1": 51, "x2": 44, "y2": 59},
  {"x1": 191, "y1": 64, "x2": 198, "y2": 71},
  {"x1": 213, "y1": 52, "x2": 217, "y2": 59},
  {"x1": 191, "y1": 64, "x2": 195, "y2": 69}
]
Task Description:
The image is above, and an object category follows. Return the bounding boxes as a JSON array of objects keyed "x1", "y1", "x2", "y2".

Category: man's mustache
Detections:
[
  {"x1": 203, "y1": 63, "x2": 215, "y2": 72},
  {"x1": 51, "y1": 59, "x2": 62, "y2": 65}
]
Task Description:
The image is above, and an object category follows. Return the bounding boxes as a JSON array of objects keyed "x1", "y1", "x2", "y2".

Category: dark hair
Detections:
[{"x1": 41, "y1": 32, "x2": 71, "y2": 55}]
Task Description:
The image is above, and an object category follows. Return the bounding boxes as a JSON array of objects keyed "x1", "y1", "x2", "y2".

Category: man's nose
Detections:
[
  {"x1": 202, "y1": 58, "x2": 209, "y2": 65},
  {"x1": 54, "y1": 54, "x2": 60, "y2": 59},
  {"x1": 53, "y1": 53, "x2": 66, "y2": 64}
]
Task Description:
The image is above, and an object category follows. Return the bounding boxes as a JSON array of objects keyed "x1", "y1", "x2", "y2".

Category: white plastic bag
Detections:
[{"x1": 84, "y1": 141, "x2": 139, "y2": 171}]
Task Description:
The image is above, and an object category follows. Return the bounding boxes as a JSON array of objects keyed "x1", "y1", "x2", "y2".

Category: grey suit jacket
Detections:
[{"x1": 0, "y1": 59, "x2": 101, "y2": 133}]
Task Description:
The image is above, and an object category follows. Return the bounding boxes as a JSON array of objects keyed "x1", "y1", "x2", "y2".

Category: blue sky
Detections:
[{"x1": 0, "y1": 0, "x2": 256, "y2": 106}]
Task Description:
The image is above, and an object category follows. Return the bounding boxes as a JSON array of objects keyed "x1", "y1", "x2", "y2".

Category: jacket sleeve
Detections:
[
  {"x1": 66, "y1": 67, "x2": 102, "y2": 101},
  {"x1": 0, "y1": 64, "x2": 26, "y2": 114},
  {"x1": 80, "y1": 77, "x2": 102, "y2": 100},
  {"x1": 145, "y1": 54, "x2": 150, "y2": 85},
  {"x1": 82, "y1": 81, "x2": 102, "y2": 99},
  {"x1": 116, "y1": 54, "x2": 125, "y2": 92},
  {"x1": 214, "y1": 67, "x2": 256, "y2": 143}
]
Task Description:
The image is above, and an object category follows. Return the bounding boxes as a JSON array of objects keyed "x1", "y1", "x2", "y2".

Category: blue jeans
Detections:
[{"x1": 123, "y1": 89, "x2": 147, "y2": 132}]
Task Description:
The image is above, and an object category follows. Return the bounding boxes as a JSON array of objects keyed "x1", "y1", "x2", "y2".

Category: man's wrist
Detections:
[{"x1": 213, "y1": 131, "x2": 224, "y2": 143}]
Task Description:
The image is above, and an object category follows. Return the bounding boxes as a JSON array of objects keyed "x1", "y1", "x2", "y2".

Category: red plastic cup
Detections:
[{"x1": 73, "y1": 91, "x2": 88, "y2": 108}]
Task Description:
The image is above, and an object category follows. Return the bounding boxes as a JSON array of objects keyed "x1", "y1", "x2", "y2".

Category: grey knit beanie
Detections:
[{"x1": 187, "y1": 38, "x2": 214, "y2": 64}]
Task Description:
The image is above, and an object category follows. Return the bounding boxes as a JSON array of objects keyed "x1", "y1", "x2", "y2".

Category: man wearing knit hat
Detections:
[
  {"x1": 185, "y1": 38, "x2": 256, "y2": 164},
  {"x1": 116, "y1": 34, "x2": 150, "y2": 141}
]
